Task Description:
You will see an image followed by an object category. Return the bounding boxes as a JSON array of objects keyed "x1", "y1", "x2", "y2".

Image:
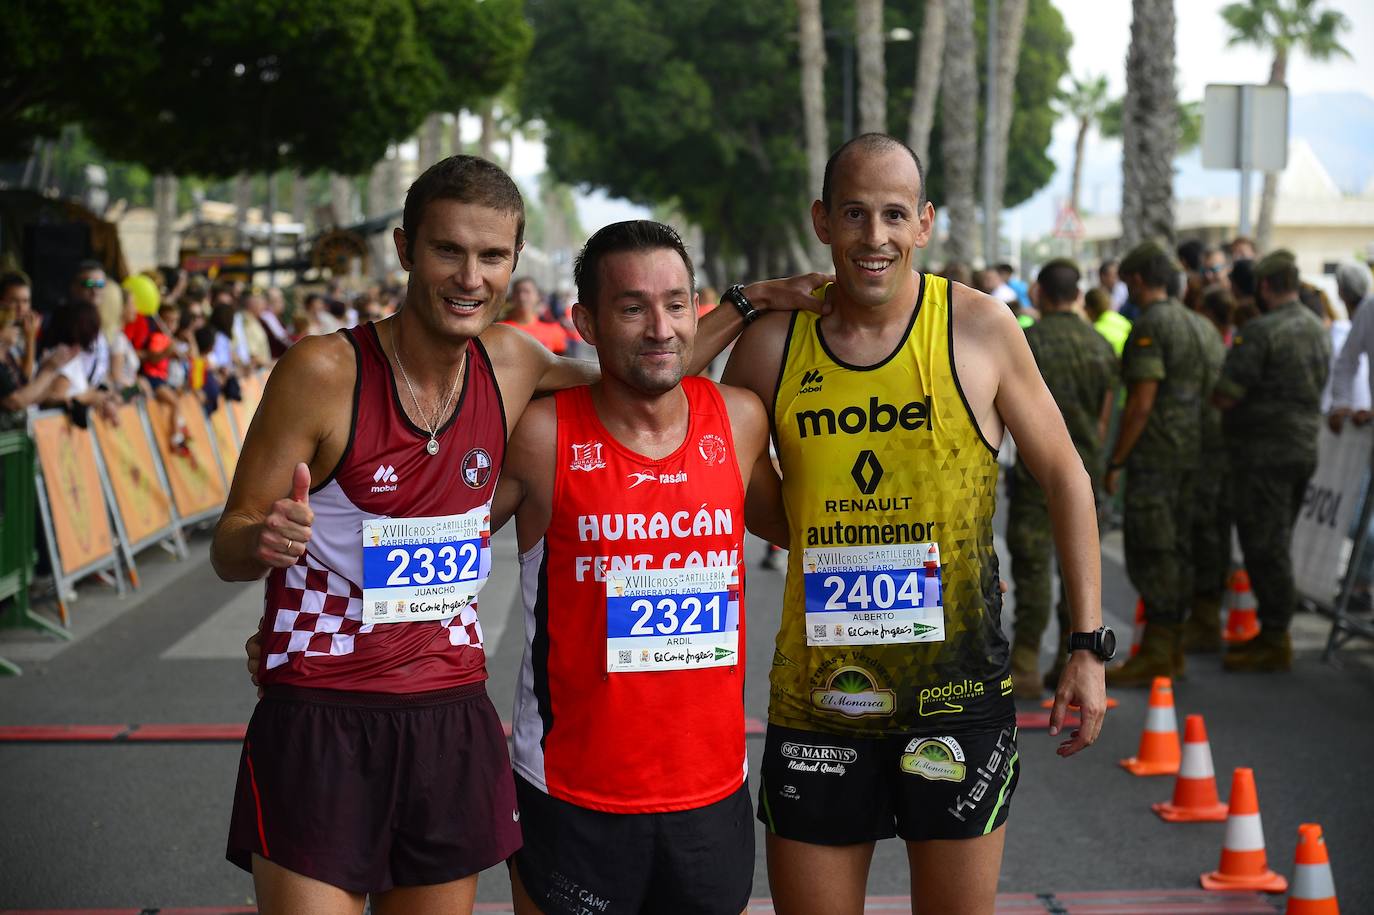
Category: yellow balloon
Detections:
[{"x1": 123, "y1": 274, "x2": 160, "y2": 316}]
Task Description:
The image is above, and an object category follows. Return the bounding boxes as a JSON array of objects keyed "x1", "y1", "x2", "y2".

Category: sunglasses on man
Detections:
[{"x1": 81, "y1": 278, "x2": 107, "y2": 289}]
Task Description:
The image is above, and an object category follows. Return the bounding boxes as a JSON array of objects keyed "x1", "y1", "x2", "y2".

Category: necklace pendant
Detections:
[{"x1": 426, "y1": 437, "x2": 440, "y2": 456}]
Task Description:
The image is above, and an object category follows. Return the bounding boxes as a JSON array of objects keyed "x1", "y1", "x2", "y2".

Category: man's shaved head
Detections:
[{"x1": 821, "y1": 133, "x2": 927, "y2": 210}]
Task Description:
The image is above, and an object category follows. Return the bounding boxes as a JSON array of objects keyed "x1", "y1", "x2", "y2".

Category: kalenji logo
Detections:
[
  {"x1": 570, "y1": 442, "x2": 606, "y2": 472},
  {"x1": 371, "y1": 465, "x2": 399, "y2": 493}
]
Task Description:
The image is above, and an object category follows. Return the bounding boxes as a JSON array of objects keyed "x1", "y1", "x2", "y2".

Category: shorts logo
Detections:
[
  {"x1": 371, "y1": 464, "x2": 399, "y2": 493},
  {"x1": 698, "y1": 433, "x2": 727, "y2": 465},
  {"x1": 779, "y1": 784, "x2": 801, "y2": 800},
  {"x1": 782, "y1": 741, "x2": 856, "y2": 776},
  {"x1": 900, "y1": 736, "x2": 967, "y2": 782},
  {"x1": 810, "y1": 665, "x2": 896, "y2": 719},
  {"x1": 948, "y1": 726, "x2": 1017, "y2": 823},
  {"x1": 461, "y1": 448, "x2": 492, "y2": 489},
  {"x1": 918, "y1": 678, "x2": 985, "y2": 716},
  {"x1": 569, "y1": 442, "x2": 605, "y2": 472}
]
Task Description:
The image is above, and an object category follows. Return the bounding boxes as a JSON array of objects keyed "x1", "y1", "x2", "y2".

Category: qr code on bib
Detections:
[
  {"x1": 618, "y1": 650, "x2": 632, "y2": 665},
  {"x1": 813, "y1": 625, "x2": 826, "y2": 639},
  {"x1": 373, "y1": 601, "x2": 389, "y2": 618}
]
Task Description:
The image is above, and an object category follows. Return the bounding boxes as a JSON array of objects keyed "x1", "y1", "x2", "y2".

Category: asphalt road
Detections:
[{"x1": 2, "y1": 520, "x2": 1371, "y2": 913}]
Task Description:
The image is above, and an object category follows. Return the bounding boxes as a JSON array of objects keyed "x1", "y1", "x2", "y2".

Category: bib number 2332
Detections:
[
  {"x1": 606, "y1": 566, "x2": 740, "y2": 672},
  {"x1": 361, "y1": 508, "x2": 491, "y2": 625},
  {"x1": 803, "y1": 543, "x2": 945, "y2": 646}
]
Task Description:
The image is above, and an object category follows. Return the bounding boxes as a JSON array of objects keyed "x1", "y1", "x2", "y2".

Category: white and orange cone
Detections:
[
  {"x1": 1153, "y1": 714, "x2": 1227, "y2": 822},
  {"x1": 1224, "y1": 570, "x2": 1260, "y2": 643},
  {"x1": 1286, "y1": 823, "x2": 1338, "y2": 914},
  {"x1": 1119, "y1": 676, "x2": 1180, "y2": 776},
  {"x1": 1129, "y1": 597, "x2": 1145, "y2": 657},
  {"x1": 1200, "y1": 767, "x2": 1287, "y2": 893}
]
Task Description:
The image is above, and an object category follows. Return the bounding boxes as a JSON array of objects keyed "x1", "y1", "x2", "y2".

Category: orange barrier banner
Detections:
[
  {"x1": 148, "y1": 394, "x2": 226, "y2": 520},
  {"x1": 92, "y1": 405, "x2": 175, "y2": 546},
  {"x1": 210, "y1": 407, "x2": 240, "y2": 481},
  {"x1": 30, "y1": 413, "x2": 116, "y2": 576},
  {"x1": 229, "y1": 370, "x2": 268, "y2": 444}
]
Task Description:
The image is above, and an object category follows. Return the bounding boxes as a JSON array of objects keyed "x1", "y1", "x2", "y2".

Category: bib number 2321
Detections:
[
  {"x1": 606, "y1": 566, "x2": 740, "y2": 672},
  {"x1": 802, "y1": 543, "x2": 944, "y2": 646},
  {"x1": 361, "y1": 508, "x2": 492, "y2": 625}
]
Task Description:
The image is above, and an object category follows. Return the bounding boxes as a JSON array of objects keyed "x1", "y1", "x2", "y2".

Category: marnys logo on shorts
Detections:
[
  {"x1": 918, "y1": 678, "x2": 985, "y2": 716},
  {"x1": 900, "y1": 736, "x2": 966, "y2": 782},
  {"x1": 781, "y1": 741, "x2": 857, "y2": 775},
  {"x1": 371, "y1": 465, "x2": 399, "y2": 493},
  {"x1": 627, "y1": 469, "x2": 689, "y2": 489}
]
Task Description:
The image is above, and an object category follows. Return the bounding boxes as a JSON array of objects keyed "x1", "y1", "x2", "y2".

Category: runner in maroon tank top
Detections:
[
  {"x1": 492, "y1": 221, "x2": 786, "y2": 915},
  {"x1": 218, "y1": 157, "x2": 826, "y2": 915}
]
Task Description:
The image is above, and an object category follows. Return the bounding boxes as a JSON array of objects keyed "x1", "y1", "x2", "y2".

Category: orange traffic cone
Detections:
[
  {"x1": 1153, "y1": 714, "x2": 1227, "y2": 822},
  {"x1": 1200, "y1": 768, "x2": 1287, "y2": 893},
  {"x1": 1119, "y1": 677, "x2": 1180, "y2": 776},
  {"x1": 1129, "y1": 598, "x2": 1145, "y2": 657},
  {"x1": 1286, "y1": 823, "x2": 1338, "y2": 914},
  {"x1": 1224, "y1": 570, "x2": 1260, "y2": 643}
]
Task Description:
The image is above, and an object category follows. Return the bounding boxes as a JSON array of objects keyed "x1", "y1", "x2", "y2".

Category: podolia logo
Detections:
[
  {"x1": 900, "y1": 736, "x2": 966, "y2": 782},
  {"x1": 918, "y1": 678, "x2": 985, "y2": 716},
  {"x1": 810, "y1": 665, "x2": 896, "y2": 718}
]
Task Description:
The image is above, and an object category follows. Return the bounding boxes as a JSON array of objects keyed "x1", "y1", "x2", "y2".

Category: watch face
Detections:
[{"x1": 1100, "y1": 627, "x2": 1117, "y2": 660}]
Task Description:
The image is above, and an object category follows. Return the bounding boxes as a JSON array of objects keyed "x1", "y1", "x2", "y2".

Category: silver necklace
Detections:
[{"x1": 392, "y1": 323, "x2": 465, "y2": 456}]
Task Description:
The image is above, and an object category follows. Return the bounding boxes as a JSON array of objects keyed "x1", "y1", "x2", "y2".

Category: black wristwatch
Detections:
[
  {"x1": 721, "y1": 284, "x2": 760, "y2": 325},
  {"x1": 1067, "y1": 626, "x2": 1116, "y2": 661}
]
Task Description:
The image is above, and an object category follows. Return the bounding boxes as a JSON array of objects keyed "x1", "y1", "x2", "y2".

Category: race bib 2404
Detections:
[
  {"x1": 361, "y1": 507, "x2": 492, "y2": 625},
  {"x1": 606, "y1": 566, "x2": 740, "y2": 672},
  {"x1": 802, "y1": 543, "x2": 944, "y2": 646}
]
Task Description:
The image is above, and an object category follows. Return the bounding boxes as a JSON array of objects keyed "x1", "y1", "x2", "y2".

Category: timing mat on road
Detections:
[
  {"x1": 0, "y1": 889, "x2": 1282, "y2": 913},
  {"x1": 0, "y1": 711, "x2": 1080, "y2": 744}
]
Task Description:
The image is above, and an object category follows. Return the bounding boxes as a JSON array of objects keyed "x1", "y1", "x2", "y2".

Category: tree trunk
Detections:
[
  {"x1": 233, "y1": 174, "x2": 253, "y2": 240},
  {"x1": 329, "y1": 173, "x2": 356, "y2": 228},
  {"x1": 796, "y1": 0, "x2": 829, "y2": 265},
  {"x1": 1255, "y1": 47, "x2": 1287, "y2": 252},
  {"x1": 418, "y1": 112, "x2": 444, "y2": 172},
  {"x1": 368, "y1": 150, "x2": 401, "y2": 278},
  {"x1": 452, "y1": 112, "x2": 467, "y2": 156},
  {"x1": 940, "y1": 0, "x2": 979, "y2": 266},
  {"x1": 855, "y1": 0, "x2": 887, "y2": 135},
  {"x1": 988, "y1": 0, "x2": 1028, "y2": 256},
  {"x1": 1070, "y1": 119, "x2": 1089, "y2": 216},
  {"x1": 1120, "y1": 0, "x2": 1177, "y2": 248},
  {"x1": 153, "y1": 173, "x2": 178, "y2": 267},
  {"x1": 906, "y1": 0, "x2": 946, "y2": 169},
  {"x1": 289, "y1": 170, "x2": 308, "y2": 229},
  {"x1": 478, "y1": 101, "x2": 496, "y2": 161}
]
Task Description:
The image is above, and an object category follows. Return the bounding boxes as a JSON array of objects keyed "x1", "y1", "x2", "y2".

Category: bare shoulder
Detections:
[
  {"x1": 265, "y1": 332, "x2": 356, "y2": 396},
  {"x1": 721, "y1": 310, "x2": 792, "y2": 397},
  {"x1": 716, "y1": 381, "x2": 768, "y2": 429},
  {"x1": 949, "y1": 281, "x2": 1022, "y2": 346},
  {"x1": 511, "y1": 393, "x2": 557, "y2": 439}
]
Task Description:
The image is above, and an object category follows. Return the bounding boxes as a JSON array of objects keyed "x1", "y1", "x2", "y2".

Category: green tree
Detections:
[
  {"x1": 1221, "y1": 0, "x2": 1350, "y2": 249},
  {"x1": 1057, "y1": 73, "x2": 1110, "y2": 217}
]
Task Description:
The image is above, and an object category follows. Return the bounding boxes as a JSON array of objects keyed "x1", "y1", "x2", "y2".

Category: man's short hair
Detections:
[
  {"x1": 995, "y1": 263, "x2": 1014, "y2": 277},
  {"x1": 75, "y1": 259, "x2": 104, "y2": 276},
  {"x1": 511, "y1": 276, "x2": 539, "y2": 294},
  {"x1": 1229, "y1": 259, "x2": 1256, "y2": 297},
  {"x1": 1176, "y1": 239, "x2": 1205, "y2": 272},
  {"x1": 1334, "y1": 260, "x2": 1371, "y2": 301},
  {"x1": 1035, "y1": 258, "x2": 1080, "y2": 306},
  {"x1": 1098, "y1": 258, "x2": 1117, "y2": 278},
  {"x1": 1254, "y1": 249, "x2": 1299, "y2": 295},
  {"x1": 1083, "y1": 286, "x2": 1111, "y2": 318},
  {"x1": 574, "y1": 220, "x2": 694, "y2": 311},
  {"x1": 402, "y1": 155, "x2": 525, "y2": 260},
  {"x1": 821, "y1": 133, "x2": 926, "y2": 210},
  {"x1": 0, "y1": 270, "x2": 29, "y2": 297},
  {"x1": 1118, "y1": 240, "x2": 1177, "y2": 289}
]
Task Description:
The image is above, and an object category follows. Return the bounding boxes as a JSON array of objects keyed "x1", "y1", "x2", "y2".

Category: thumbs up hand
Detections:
[{"x1": 257, "y1": 462, "x2": 315, "y2": 568}]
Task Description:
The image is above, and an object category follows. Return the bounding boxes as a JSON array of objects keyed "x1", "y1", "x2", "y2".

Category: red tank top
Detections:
[
  {"x1": 512, "y1": 378, "x2": 748, "y2": 813},
  {"x1": 257, "y1": 322, "x2": 506, "y2": 693}
]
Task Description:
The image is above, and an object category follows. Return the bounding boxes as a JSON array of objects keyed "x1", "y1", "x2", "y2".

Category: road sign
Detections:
[
  {"x1": 1202, "y1": 84, "x2": 1289, "y2": 172},
  {"x1": 1053, "y1": 204, "x2": 1085, "y2": 240}
]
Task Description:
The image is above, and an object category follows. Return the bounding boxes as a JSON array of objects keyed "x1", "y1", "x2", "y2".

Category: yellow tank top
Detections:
[{"x1": 770, "y1": 273, "x2": 1012, "y2": 736}]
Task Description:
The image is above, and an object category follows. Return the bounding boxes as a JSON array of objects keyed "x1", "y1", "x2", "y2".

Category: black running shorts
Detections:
[
  {"x1": 513, "y1": 774, "x2": 754, "y2": 915},
  {"x1": 227, "y1": 683, "x2": 521, "y2": 893},
  {"x1": 757, "y1": 721, "x2": 1019, "y2": 844}
]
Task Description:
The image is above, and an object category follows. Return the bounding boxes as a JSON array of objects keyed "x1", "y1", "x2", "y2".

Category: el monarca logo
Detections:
[
  {"x1": 900, "y1": 736, "x2": 967, "y2": 782},
  {"x1": 811, "y1": 665, "x2": 896, "y2": 718}
]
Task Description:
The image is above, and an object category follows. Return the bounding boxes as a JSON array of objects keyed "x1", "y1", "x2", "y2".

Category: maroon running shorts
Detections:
[{"x1": 227, "y1": 682, "x2": 520, "y2": 893}]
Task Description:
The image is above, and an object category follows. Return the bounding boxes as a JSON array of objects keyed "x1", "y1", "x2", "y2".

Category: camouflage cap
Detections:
[
  {"x1": 1253, "y1": 249, "x2": 1298, "y2": 280},
  {"x1": 1117, "y1": 239, "x2": 1177, "y2": 276}
]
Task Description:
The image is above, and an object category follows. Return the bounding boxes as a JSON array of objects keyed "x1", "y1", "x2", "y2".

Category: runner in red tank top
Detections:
[
  {"x1": 221, "y1": 158, "x2": 830, "y2": 913},
  {"x1": 492, "y1": 222, "x2": 785, "y2": 915}
]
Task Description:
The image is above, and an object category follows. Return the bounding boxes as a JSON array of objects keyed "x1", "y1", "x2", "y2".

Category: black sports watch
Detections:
[
  {"x1": 721, "y1": 284, "x2": 760, "y2": 325},
  {"x1": 1067, "y1": 626, "x2": 1116, "y2": 661}
]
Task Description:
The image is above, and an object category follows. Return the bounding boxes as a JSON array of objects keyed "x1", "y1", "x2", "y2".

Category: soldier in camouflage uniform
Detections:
[
  {"x1": 1213, "y1": 250, "x2": 1330, "y2": 671},
  {"x1": 1008, "y1": 259, "x2": 1117, "y2": 697},
  {"x1": 1104, "y1": 241, "x2": 1226, "y2": 687}
]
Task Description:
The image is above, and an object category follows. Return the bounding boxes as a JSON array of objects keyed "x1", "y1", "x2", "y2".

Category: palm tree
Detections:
[
  {"x1": 1057, "y1": 73, "x2": 1110, "y2": 217},
  {"x1": 796, "y1": 0, "x2": 829, "y2": 265},
  {"x1": 1221, "y1": 0, "x2": 1350, "y2": 251},
  {"x1": 940, "y1": 0, "x2": 978, "y2": 266},
  {"x1": 856, "y1": 0, "x2": 887, "y2": 134},
  {"x1": 1120, "y1": 0, "x2": 1177, "y2": 248},
  {"x1": 905, "y1": 0, "x2": 945, "y2": 169},
  {"x1": 986, "y1": 0, "x2": 1028, "y2": 262}
]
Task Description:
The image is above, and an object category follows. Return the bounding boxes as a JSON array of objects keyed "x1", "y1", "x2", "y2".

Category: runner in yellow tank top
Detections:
[{"x1": 711, "y1": 134, "x2": 1110, "y2": 915}]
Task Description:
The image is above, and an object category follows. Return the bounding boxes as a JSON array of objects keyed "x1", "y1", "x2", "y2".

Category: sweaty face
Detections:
[
  {"x1": 812, "y1": 148, "x2": 933, "y2": 308},
  {"x1": 578, "y1": 249, "x2": 696, "y2": 397},
  {"x1": 395, "y1": 200, "x2": 521, "y2": 342}
]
